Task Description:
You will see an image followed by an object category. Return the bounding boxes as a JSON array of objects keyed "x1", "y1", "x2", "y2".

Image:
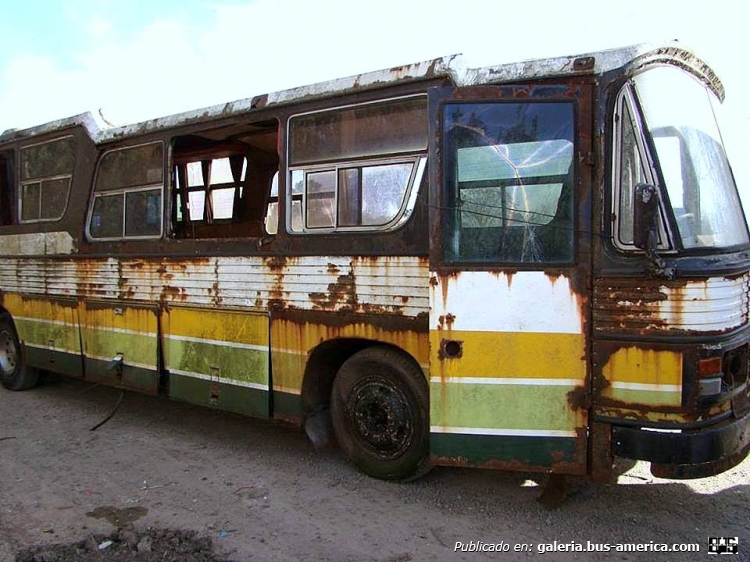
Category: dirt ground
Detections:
[{"x1": 1, "y1": 375, "x2": 749, "y2": 562}]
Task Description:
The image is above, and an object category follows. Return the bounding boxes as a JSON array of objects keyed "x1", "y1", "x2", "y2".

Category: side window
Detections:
[
  {"x1": 287, "y1": 96, "x2": 427, "y2": 233},
  {"x1": 264, "y1": 172, "x2": 279, "y2": 235},
  {"x1": 88, "y1": 142, "x2": 164, "y2": 240},
  {"x1": 172, "y1": 119, "x2": 279, "y2": 238},
  {"x1": 442, "y1": 102, "x2": 575, "y2": 264},
  {"x1": 613, "y1": 87, "x2": 669, "y2": 250},
  {"x1": 175, "y1": 156, "x2": 246, "y2": 223},
  {"x1": 19, "y1": 136, "x2": 76, "y2": 223}
]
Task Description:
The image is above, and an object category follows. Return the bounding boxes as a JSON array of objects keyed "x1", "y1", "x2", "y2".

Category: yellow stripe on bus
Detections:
[
  {"x1": 429, "y1": 330, "x2": 586, "y2": 380},
  {"x1": 164, "y1": 306, "x2": 269, "y2": 347},
  {"x1": 601, "y1": 346, "x2": 682, "y2": 386}
]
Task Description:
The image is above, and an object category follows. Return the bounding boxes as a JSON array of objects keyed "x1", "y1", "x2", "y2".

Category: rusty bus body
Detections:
[{"x1": 0, "y1": 43, "x2": 748, "y2": 482}]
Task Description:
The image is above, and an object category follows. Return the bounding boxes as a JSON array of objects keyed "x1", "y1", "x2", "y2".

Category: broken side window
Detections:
[
  {"x1": 172, "y1": 119, "x2": 279, "y2": 239},
  {"x1": 442, "y1": 102, "x2": 575, "y2": 264}
]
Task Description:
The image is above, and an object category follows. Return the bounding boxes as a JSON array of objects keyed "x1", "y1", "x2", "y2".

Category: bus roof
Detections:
[{"x1": 0, "y1": 41, "x2": 720, "y2": 147}]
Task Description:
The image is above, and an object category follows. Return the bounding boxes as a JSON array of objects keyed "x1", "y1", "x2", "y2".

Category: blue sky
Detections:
[{"x1": 0, "y1": 0, "x2": 748, "y2": 200}]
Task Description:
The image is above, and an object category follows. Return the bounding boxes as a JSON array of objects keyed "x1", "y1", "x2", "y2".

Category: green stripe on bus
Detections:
[
  {"x1": 430, "y1": 381, "x2": 582, "y2": 431},
  {"x1": 15, "y1": 318, "x2": 80, "y2": 353},
  {"x1": 430, "y1": 432, "x2": 577, "y2": 467},
  {"x1": 601, "y1": 387, "x2": 682, "y2": 407},
  {"x1": 169, "y1": 373, "x2": 269, "y2": 418},
  {"x1": 81, "y1": 328, "x2": 157, "y2": 367},
  {"x1": 166, "y1": 339, "x2": 268, "y2": 386}
]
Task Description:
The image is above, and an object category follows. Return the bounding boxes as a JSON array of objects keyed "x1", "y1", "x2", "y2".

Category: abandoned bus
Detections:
[{"x1": 0, "y1": 42, "x2": 748, "y2": 483}]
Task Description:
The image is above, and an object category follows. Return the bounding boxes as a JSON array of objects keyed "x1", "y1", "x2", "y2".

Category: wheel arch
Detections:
[
  {"x1": 300, "y1": 338, "x2": 425, "y2": 418},
  {"x1": 0, "y1": 307, "x2": 39, "y2": 390}
]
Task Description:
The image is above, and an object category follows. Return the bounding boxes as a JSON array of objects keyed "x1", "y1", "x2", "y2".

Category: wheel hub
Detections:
[
  {"x1": 351, "y1": 380, "x2": 412, "y2": 456},
  {"x1": 0, "y1": 329, "x2": 17, "y2": 376}
]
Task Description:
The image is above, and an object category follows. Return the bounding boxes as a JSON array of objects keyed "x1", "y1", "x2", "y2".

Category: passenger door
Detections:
[{"x1": 428, "y1": 84, "x2": 592, "y2": 474}]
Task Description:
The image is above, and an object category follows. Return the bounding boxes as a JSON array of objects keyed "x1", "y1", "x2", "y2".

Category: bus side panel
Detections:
[
  {"x1": 4, "y1": 292, "x2": 82, "y2": 377},
  {"x1": 80, "y1": 300, "x2": 159, "y2": 394},
  {"x1": 270, "y1": 314, "x2": 431, "y2": 422},
  {"x1": 163, "y1": 305, "x2": 270, "y2": 418},
  {"x1": 267, "y1": 255, "x2": 431, "y2": 421},
  {"x1": 592, "y1": 275, "x2": 748, "y2": 423},
  {"x1": 429, "y1": 271, "x2": 589, "y2": 474}
]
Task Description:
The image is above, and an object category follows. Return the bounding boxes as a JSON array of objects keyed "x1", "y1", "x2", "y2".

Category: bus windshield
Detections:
[{"x1": 633, "y1": 66, "x2": 749, "y2": 249}]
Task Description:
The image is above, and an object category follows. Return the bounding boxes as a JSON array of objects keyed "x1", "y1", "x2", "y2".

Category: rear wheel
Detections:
[
  {"x1": 0, "y1": 314, "x2": 39, "y2": 391},
  {"x1": 330, "y1": 346, "x2": 430, "y2": 481}
]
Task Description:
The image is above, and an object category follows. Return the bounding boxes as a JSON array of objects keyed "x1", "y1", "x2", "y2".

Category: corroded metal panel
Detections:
[
  {"x1": 428, "y1": 271, "x2": 589, "y2": 473},
  {"x1": 163, "y1": 305, "x2": 269, "y2": 417},
  {"x1": 593, "y1": 274, "x2": 749, "y2": 334},
  {"x1": 2, "y1": 293, "x2": 81, "y2": 375},
  {"x1": 0, "y1": 254, "x2": 429, "y2": 315},
  {"x1": 599, "y1": 347, "x2": 683, "y2": 407},
  {"x1": 80, "y1": 300, "x2": 159, "y2": 393},
  {"x1": 0, "y1": 254, "x2": 430, "y2": 418},
  {"x1": 269, "y1": 255, "x2": 430, "y2": 416}
]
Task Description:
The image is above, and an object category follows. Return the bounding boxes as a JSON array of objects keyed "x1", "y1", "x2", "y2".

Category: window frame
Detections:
[
  {"x1": 86, "y1": 141, "x2": 165, "y2": 241},
  {"x1": 288, "y1": 155, "x2": 426, "y2": 234},
  {"x1": 611, "y1": 84, "x2": 674, "y2": 252},
  {"x1": 440, "y1": 99, "x2": 577, "y2": 266},
  {"x1": 173, "y1": 156, "x2": 248, "y2": 224},
  {"x1": 18, "y1": 135, "x2": 76, "y2": 224},
  {"x1": 286, "y1": 94, "x2": 428, "y2": 235}
]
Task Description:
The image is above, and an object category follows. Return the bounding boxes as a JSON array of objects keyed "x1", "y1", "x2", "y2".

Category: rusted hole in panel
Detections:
[{"x1": 440, "y1": 338, "x2": 462, "y2": 360}]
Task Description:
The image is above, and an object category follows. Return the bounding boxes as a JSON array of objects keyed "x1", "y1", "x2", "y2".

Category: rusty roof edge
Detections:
[
  {"x1": 94, "y1": 55, "x2": 466, "y2": 143},
  {"x1": 0, "y1": 43, "x2": 723, "y2": 146},
  {"x1": 464, "y1": 41, "x2": 720, "y2": 91},
  {"x1": 466, "y1": 43, "x2": 647, "y2": 85},
  {"x1": 0, "y1": 111, "x2": 102, "y2": 145},
  {"x1": 265, "y1": 54, "x2": 467, "y2": 105}
]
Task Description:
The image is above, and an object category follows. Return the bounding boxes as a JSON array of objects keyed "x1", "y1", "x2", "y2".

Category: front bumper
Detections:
[{"x1": 611, "y1": 409, "x2": 750, "y2": 479}]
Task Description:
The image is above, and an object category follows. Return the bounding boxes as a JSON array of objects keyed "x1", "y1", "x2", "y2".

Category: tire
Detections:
[
  {"x1": 330, "y1": 346, "x2": 430, "y2": 481},
  {"x1": 0, "y1": 314, "x2": 39, "y2": 391}
]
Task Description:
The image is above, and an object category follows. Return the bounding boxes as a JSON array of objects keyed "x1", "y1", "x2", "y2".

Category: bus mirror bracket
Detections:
[
  {"x1": 633, "y1": 183, "x2": 674, "y2": 279},
  {"x1": 633, "y1": 183, "x2": 658, "y2": 250}
]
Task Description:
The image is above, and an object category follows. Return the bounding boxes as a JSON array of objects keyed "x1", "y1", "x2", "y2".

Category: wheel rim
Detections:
[
  {"x1": 350, "y1": 377, "x2": 413, "y2": 459},
  {"x1": 0, "y1": 329, "x2": 18, "y2": 376}
]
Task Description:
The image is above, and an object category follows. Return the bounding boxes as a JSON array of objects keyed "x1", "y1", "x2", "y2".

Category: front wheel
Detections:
[
  {"x1": 0, "y1": 314, "x2": 39, "y2": 391},
  {"x1": 330, "y1": 346, "x2": 430, "y2": 481}
]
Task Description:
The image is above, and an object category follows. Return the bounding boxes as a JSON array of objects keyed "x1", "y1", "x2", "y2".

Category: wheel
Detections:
[
  {"x1": 330, "y1": 346, "x2": 430, "y2": 481},
  {"x1": 0, "y1": 314, "x2": 39, "y2": 391}
]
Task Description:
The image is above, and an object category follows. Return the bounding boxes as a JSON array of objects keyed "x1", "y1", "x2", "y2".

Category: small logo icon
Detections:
[{"x1": 708, "y1": 537, "x2": 738, "y2": 555}]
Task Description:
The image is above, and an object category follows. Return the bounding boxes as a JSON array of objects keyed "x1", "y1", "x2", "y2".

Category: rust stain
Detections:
[
  {"x1": 309, "y1": 272, "x2": 356, "y2": 311},
  {"x1": 160, "y1": 284, "x2": 187, "y2": 303},
  {"x1": 272, "y1": 308, "x2": 428, "y2": 336},
  {"x1": 566, "y1": 385, "x2": 588, "y2": 410},
  {"x1": 435, "y1": 271, "x2": 459, "y2": 311},
  {"x1": 431, "y1": 455, "x2": 584, "y2": 475},
  {"x1": 592, "y1": 276, "x2": 716, "y2": 335},
  {"x1": 263, "y1": 255, "x2": 287, "y2": 272}
]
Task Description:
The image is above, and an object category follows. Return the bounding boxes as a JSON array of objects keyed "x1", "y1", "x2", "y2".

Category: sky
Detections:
[{"x1": 1, "y1": 0, "x2": 748, "y2": 203}]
